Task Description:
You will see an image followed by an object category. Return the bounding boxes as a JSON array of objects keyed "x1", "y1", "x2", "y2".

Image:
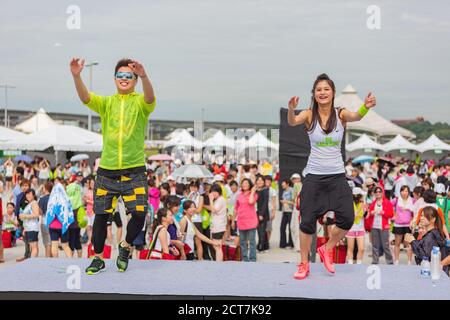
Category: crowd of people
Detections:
[{"x1": 0, "y1": 154, "x2": 449, "y2": 274}]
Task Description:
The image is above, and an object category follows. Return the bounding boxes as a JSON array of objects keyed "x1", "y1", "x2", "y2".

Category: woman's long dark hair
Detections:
[
  {"x1": 183, "y1": 200, "x2": 196, "y2": 214},
  {"x1": 308, "y1": 73, "x2": 337, "y2": 134},
  {"x1": 422, "y1": 206, "x2": 445, "y2": 239},
  {"x1": 159, "y1": 182, "x2": 171, "y2": 203},
  {"x1": 152, "y1": 208, "x2": 169, "y2": 234}
]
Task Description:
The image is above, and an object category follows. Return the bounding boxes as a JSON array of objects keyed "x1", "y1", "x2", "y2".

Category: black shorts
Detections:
[
  {"x1": 300, "y1": 173, "x2": 354, "y2": 234},
  {"x1": 25, "y1": 231, "x2": 39, "y2": 242},
  {"x1": 211, "y1": 232, "x2": 225, "y2": 240},
  {"x1": 5, "y1": 176, "x2": 12, "y2": 182},
  {"x1": 94, "y1": 170, "x2": 148, "y2": 216},
  {"x1": 107, "y1": 211, "x2": 123, "y2": 228},
  {"x1": 49, "y1": 228, "x2": 69, "y2": 243},
  {"x1": 393, "y1": 226, "x2": 411, "y2": 235}
]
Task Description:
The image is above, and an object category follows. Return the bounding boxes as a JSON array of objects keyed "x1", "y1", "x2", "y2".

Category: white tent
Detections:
[
  {"x1": 0, "y1": 126, "x2": 27, "y2": 146},
  {"x1": 246, "y1": 131, "x2": 279, "y2": 150},
  {"x1": 163, "y1": 130, "x2": 202, "y2": 149},
  {"x1": 382, "y1": 134, "x2": 419, "y2": 152},
  {"x1": 165, "y1": 128, "x2": 191, "y2": 140},
  {"x1": 334, "y1": 85, "x2": 415, "y2": 139},
  {"x1": 346, "y1": 134, "x2": 385, "y2": 152},
  {"x1": 4, "y1": 124, "x2": 102, "y2": 152},
  {"x1": 415, "y1": 134, "x2": 450, "y2": 153},
  {"x1": 203, "y1": 131, "x2": 235, "y2": 149},
  {"x1": 14, "y1": 108, "x2": 57, "y2": 133}
]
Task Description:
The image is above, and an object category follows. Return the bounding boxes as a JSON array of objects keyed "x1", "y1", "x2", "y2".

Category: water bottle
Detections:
[
  {"x1": 431, "y1": 246, "x2": 441, "y2": 283},
  {"x1": 420, "y1": 257, "x2": 431, "y2": 277}
]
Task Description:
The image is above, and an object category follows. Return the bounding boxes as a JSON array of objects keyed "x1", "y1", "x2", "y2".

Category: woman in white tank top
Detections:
[
  {"x1": 150, "y1": 208, "x2": 175, "y2": 260},
  {"x1": 179, "y1": 200, "x2": 223, "y2": 261},
  {"x1": 286, "y1": 73, "x2": 377, "y2": 280}
]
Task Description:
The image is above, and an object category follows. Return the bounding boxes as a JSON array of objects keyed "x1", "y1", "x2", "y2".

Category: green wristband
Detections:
[{"x1": 358, "y1": 104, "x2": 369, "y2": 117}]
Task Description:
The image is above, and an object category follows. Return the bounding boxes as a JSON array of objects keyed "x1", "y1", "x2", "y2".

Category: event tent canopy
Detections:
[
  {"x1": 4, "y1": 124, "x2": 102, "y2": 152},
  {"x1": 346, "y1": 134, "x2": 385, "y2": 152},
  {"x1": 163, "y1": 130, "x2": 202, "y2": 149},
  {"x1": 246, "y1": 131, "x2": 279, "y2": 150},
  {"x1": 0, "y1": 126, "x2": 27, "y2": 146},
  {"x1": 14, "y1": 108, "x2": 57, "y2": 133},
  {"x1": 382, "y1": 134, "x2": 419, "y2": 152},
  {"x1": 415, "y1": 134, "x2": 450, "y2": 153},
  {"x1": 203, "y1": 130, "x2": 235, "y2": 149},
  {"x1": 334, "y1": 85, "x2": 415, "y2": 139}
]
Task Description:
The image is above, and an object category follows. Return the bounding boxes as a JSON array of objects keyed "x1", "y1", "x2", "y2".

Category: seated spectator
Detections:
[{"x1": 405, "y1": 206, "x2": 449, "y2": 275}]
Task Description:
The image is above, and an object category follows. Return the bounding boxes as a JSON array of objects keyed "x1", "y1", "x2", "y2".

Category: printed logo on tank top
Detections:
[{"x1": 315, "y1": 136, "x2": 340, "y2": 147}]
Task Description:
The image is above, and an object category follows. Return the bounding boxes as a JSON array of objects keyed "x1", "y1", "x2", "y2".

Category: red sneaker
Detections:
[
  {"x1": 317, "y1": 244, "x2": 335, "y2": 274},
  {"x1": 294, "y1": 262, "x2": 310, "y2": 280}
]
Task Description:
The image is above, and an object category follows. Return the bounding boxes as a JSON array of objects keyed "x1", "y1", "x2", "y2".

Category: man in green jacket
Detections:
[{"x1": 70, "y1": 57, "x2": 156, "y2": 274}]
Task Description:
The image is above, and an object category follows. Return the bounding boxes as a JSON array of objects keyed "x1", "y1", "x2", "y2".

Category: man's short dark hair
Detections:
[
  {"x1": 16, "y1": 166, "x2": 24, "y2": 176},
  {"x1": 423, "y1": 189, "x2": 437, "y2": 204},
  {"x1": 115, "y1": 58, "x2": 138, "y2": 78}
]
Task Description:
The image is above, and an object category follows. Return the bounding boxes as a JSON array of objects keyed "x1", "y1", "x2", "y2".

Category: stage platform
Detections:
[{"x1": 0, "y1": 258, "x2": 449, "y2": 300}]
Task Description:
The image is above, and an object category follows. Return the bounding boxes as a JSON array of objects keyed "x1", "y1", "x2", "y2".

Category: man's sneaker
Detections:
[
  {"x1": 294, "y1": 262, "x2": 310, "y2": 280},
  {"x1": 317, "y1": 244, "x2": 335, "y2": 274},
  {"x1": 116, "y1": 241, "x2": 131, "y2": 272},
  {"x1": 86, "y1": 256, "x2": 106, "y2": 275}
]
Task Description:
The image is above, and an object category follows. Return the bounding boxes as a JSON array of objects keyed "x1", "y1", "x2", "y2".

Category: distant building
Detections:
[
  {"x1": 4, "y1": 109, "x2": 278, "y2": 141},
  {"x1": 391, "y1": 117, "x2": 425, "y2": 126}
]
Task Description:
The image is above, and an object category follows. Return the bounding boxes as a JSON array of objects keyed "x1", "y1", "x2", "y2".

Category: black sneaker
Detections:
[
  {"x1": 116, "y1": 241, "x2": 131, "y2": 272},
  {"x1": 85, "y1": 256, "x2": 106, "y2": 275}
]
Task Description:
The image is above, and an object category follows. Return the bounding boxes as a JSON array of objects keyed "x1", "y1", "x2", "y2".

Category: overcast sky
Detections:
[{"x1": 0, "y1": 0, "x2": 449, "y2": 124}]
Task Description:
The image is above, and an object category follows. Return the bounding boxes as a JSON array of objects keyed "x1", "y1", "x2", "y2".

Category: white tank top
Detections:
[
  {"x1": 182, "y1": 217, "x2": 196, "y2": 252},
  {"x1": 5, "y1": 166, "x2": 13, "y2": 177},
  {"x1": 151, "y1": 226, "x2": 171, "y2": 259},
  {"x1": 304, "y1": 108, "x2": 345, "y2": 175}
]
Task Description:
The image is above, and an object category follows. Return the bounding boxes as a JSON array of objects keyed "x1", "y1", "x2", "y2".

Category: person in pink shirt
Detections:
[
  {"x1": 148, "y1": 178, "x2": 160, "y2": 213},
  {"x1": 234, "y1": 178, "x2": 258, "y2": 262},
  {"x1": 391, "y1": 185, "x2": 415, "y2": 265}
]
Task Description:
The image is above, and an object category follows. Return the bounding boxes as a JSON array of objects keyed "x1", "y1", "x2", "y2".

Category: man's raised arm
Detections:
[{"x1": 70, "y1": 58, "x2": 90, "y2": 104}]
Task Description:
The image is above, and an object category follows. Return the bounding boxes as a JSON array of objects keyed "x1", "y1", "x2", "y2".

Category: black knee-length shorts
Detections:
[{"x1": 299, "y1": 173, "x2": 354, "y2": 234}]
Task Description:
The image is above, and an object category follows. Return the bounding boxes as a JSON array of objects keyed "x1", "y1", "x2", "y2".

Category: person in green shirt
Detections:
[
  {"x1": 70, "y1": 57, "x2": 156, "y2": 274},
  {"x1": 66, "y1": 172, "x2": 84, "y2": 258},
  {"x1": 436, "y1": 183, "x2": 450, "y2": 230}
]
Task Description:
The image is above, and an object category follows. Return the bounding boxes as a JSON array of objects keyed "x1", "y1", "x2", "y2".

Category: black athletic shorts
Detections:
[
  {"x1": 393, "y1": 226, "x2": 411, "y2": 235},
  {"x1": 299, "y1": 173, "x2": 353, "y2": 234},
  {"x1": 25, "y1": 231, "x2": 39, "y2": 242},
  {"x1": 211, "y1": 232, "x2": 225, "y2": 240},
  {"x1": 94, "y1": 169, "x2": 148, "y2": 216},
  {"x1": 49, "y1": 228, "x2": 69, "y2": 243}
]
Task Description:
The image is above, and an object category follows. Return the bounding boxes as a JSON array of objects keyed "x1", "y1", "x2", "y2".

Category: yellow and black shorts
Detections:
[{"x1": 94, "y1": 171, "x2": 148, "y2": 216}]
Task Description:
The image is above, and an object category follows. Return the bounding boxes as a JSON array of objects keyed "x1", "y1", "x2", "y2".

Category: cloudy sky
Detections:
[{"x1": 0, "y1": 0, "x2": 449, "y2": 124}]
